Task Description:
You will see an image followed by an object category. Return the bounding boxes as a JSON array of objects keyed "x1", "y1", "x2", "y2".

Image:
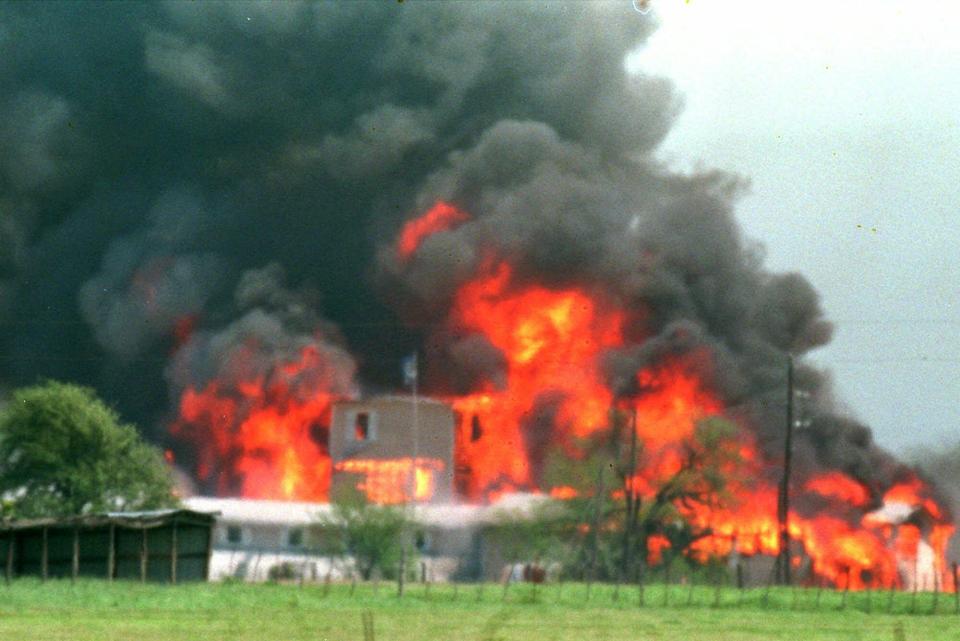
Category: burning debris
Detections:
[{"x1": 0, "y1": 3, "x2": 952, "y2": 590}]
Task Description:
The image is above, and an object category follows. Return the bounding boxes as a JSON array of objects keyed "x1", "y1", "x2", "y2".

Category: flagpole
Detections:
[
  {"x1": 399, "y1": 352, "x2": 419, "y2": 597},
  {"x1": 411, "y1": 352, "x2": 419, "y2": 505}
]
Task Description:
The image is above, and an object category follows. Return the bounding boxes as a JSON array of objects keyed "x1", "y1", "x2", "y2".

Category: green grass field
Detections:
[{"x1": 0, "y1": 579, "x2": 955, "y2": 640}]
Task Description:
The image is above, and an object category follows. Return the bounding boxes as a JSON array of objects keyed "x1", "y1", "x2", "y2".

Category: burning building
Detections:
[
  {"x1": 0, "y1": 3, "x2": 953, "y2": 590},
  {"x1": 329, "y1": 396, "x2": 455, "y2": 505}
]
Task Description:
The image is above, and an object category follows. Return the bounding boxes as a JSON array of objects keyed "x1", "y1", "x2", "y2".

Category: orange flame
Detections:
[
  {"x1": 396, "y1": 201, "x2": 470, "y2": 261},
  {"x1": 805, "y1": 471, "x2": 870, "y2": 507},
  {"x1": 171, "y1": 344, "x2": 341, "y2": 501},
  {"x1": 334, "y1": 457, "x2": 445, "y2": 504},
  {"x1": 449, "y1": 261, "x2": 623, "y2": 498}
]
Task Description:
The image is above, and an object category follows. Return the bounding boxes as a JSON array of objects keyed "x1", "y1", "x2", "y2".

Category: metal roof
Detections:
[{"x1": 0, "y1": 508, "x2": 219, "y2": 531}]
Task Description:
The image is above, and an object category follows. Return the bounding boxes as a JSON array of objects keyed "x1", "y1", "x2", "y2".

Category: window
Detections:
[
  {"x1": 415, "y1": 529, "x2": 430, "y2": 553},
  {"x1": 354, "y1": 411, "x2": 371, "y2": 441},
  {"x1": 288, "y1": 528, "x2": 304, "y2": 547},
  {"x1": 226, "y1": 525, "x2": 242, "y2": 544},
  {"x1": 470, "y1": 414, "x2": 483, "y2": 442}
]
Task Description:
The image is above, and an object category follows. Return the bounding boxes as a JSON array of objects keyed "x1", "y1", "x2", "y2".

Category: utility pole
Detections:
[
  {"x1": 621, "y1": 407, "x2": 639, "y2": 581},
  {"x1": 776, "y1": 354, "x2": 795, "y2": 585}
]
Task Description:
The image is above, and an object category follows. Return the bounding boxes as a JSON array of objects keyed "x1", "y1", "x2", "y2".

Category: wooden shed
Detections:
[{"x1": 0, "y1": 509, "x2": 217, "y2": 583}]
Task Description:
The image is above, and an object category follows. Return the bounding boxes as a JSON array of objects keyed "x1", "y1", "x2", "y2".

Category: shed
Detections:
[{"x1": 0, "y1": 509, "x2": 217, "y2": 583}]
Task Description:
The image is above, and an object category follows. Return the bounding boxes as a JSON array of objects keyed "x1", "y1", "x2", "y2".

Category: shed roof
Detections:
[{"x1": 0, "y1": 508, "x2": 218, "y2": 531}]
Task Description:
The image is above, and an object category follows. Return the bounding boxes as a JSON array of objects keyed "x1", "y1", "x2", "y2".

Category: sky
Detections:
[{"x1": 630, "y1": 0, "x2": 960, "y2": 452}]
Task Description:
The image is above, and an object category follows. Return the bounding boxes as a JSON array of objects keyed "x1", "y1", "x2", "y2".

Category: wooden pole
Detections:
[
  {"x1": 953, "y1": 562, "x2": 959, "y2": 615},
  {"x1": 107, "y1": 524, "x2": 115, "y2": 582},
  {"x1": 140, "y1": 527, "x2": 148, "y2": 583},
  {"x1": 41, "y1": 527, "x2": 48, "y2": 582},
  {"x1": 204, "y1": 519, "x2": 214, "y2": 581},
  {"x1": 911, "y1": 555, "x2": 918, "y2": 614},
  {"x1": 5, "y1": 533, "x2": 13, "y2": 584},
  {"x1": 886, "y1": 578, "x2": 895, "y2": 614},
  {"x1": 841, "y1": 566, "x2": 851, "y2": 609},
  {"x1": 664, "y1": 561, "x2": 671, "y2": 606},
  {"x1": 170, "y1": 520, "x2": 178, "y2": 585},
  {"x1": 637, "y1": 563, "x2": 645, "y2": 607},
  {"x1": 621, "y1": 407, "x2": 639, "y2": 586},
  {"x1": 737, "y1": 563, "x2": 745, "y2": 606},
  {"x1": 776, "y1": 354, "x2": 795, "y2": 585},
  {"x1": 932, "y1": 563, "x2": 940, "y2": 614},
  {"x1": 71, "y1": 527, "x2": 79, "y2": 583}
]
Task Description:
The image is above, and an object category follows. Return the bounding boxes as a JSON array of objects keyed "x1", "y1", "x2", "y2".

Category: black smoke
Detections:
[{"x1": 0, "y1": 1, "x2": 934, "y2": 509}]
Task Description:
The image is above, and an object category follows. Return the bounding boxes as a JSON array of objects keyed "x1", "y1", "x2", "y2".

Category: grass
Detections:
[{"x1": 0, "y1": 579, "x2": 957, "y2": 640}]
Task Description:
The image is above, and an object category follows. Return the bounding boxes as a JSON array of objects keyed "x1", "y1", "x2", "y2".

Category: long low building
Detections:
[
  {"x1": 182, "y1": 495, "x2": 541, "y2": 582},
  {"x1": 0, "y1": 509, "x2": 217, "y2": 583}
]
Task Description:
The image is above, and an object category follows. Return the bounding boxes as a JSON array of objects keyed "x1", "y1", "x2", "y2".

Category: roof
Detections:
[
  {"x1": 333, "y1": 395, "x2": 451, "y2": 408},
  {"x1": 182, "y1": 493, "x2": 550, "y2": 528},
  {"x1": 0, "y1": 508, "x2": 218, "y2": 531}
]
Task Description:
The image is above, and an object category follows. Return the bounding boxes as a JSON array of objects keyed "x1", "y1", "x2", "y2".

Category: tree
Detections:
[
  {"x1": 0, "y1": 381, "x2": 177, "y2": 518},
  {"x1": 314, "y1": 487, "x2": 414, "y2": 581},
  {"x1": 540, "y1": 413, "x2": 744, "y2": 581}
]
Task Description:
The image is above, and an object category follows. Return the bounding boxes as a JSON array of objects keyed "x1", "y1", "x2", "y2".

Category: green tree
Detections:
[
  {"x1": 541, "y1": 414, "x2": 744, "y2": 581},
  {"x1": 0, "y1": 381, "x2": 177, "y2": 517},
  {"x1": 314, "y1": 487, "x2": 414, "y2": 581}
]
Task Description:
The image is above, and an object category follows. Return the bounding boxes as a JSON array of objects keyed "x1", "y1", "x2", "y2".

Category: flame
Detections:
[
  {"x1": 449, "y1": 261, "x2": 624, "y2": 498},
  {"x1": 170, "y1": 344, "x2": 342, "y2": 501},
  {"x1": 805, "y1": 471, "x2": 870, "y2": 507},
  {"x1": 884, "y1": 477, "x2": 944, "y2": 520},
  {"x1": 334, "y1": 457, "x2": 445, "y2": 504},
  {"x1": 422, "y1": 208, "x2": 954, "y2": 589},
  {"x1": 633, "y1": 357, "x2": 723, "y2": 447},
  {"x1": 647, "y1": 534, "x2": 671, "y2": 565},
  {"x1": 166, "y1": 199, "x2": 953, "y2": 592},
  {"x1": 396, "y1": 201, "x2": 470, "y2": 261}
]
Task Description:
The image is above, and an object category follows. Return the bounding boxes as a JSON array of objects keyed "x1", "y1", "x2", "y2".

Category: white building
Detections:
[{"x1": 182, "y1": 495, "x2": 545, "y2": 582}]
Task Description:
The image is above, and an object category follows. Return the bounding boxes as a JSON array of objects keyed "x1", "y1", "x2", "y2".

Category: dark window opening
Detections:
[
  {"x1": 354, "y1": 412, "x2": 370, "y2": 441},
  {"x1": 288, "y1": 528, "x2": 304, "y2": 547},
  {"x1": 415, "y1": 530, "x2": 428, "y2": 552},
  {"x1": 470, "y1": 415, "x2": 483, "y2": 442},
  {"x1": 226, "y1": 525, "x2": 242, "y2": 544}
]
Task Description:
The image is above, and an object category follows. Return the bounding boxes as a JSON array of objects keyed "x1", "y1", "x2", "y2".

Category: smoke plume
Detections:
[{"x1": 0, "y1": 1, "x2": 939, "y2": 509}]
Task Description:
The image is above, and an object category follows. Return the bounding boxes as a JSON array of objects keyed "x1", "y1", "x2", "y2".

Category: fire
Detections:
[
  {"x1": 805, "y1": 471, "x2": 870, "y2": 507},
  {"x1": 449, "y1": 261, "x2": 624, "y2": 499},
  {"x1": 422, "y1": 203, "x2": 954, "y2": 589},
  {"x1": 884, "y1": 477, "x2": 944, "y2": 520},
  {"x1": 171, "y1": 343, "x2": 344, "y2": 501},
  {"x1": 168, "y1": 198, "x2": 953, "y2": 592},
  {"x1": 334, "y1": 457, "x2": 445, "y2": 504},
  {"x1": 396, "y1": 201, "x2": 470, "y2": 261},
  {"x1": 633, "y1": 357, "x2": 723, "y2": 447}
]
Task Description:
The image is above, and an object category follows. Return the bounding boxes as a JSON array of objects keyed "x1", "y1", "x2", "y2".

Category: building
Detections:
[
  {"x1": 0, "y1": 509, "x2": 216, "y2": 583},
  {"x1": 182, "y1": 495, "x2": 546, "y2": 582},
  {"x1": 329, "y1": 396, "x2": 455, "y2": 504},
  {"x1": 184, "y1": 497, "x2": 337, "y2": 582}
]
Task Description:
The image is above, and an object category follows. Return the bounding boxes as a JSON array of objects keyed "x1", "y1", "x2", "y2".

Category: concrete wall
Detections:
[{"x1": 329, "y1": 397, "x2": 455, "y2": 503}]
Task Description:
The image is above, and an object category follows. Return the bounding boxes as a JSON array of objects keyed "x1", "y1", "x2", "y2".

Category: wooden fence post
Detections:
[
  {"x1": 841, "y1": 567, "x2": 851, "y2": 610},
  {"x1": 637, "y1": 564, "x2": 645, "y2": 608},
  {"x1": 106, "y1": 524, "x2": 115, "y2": 582},
  {"x1": 71, "y1": 527, "x2": 79, "y2": 583},
  {"x1": 953, "y1": 562, "x2": 959, "y2": 615},
  {"x1": 5, "y1": 532, "x2": 13, "y2": 584},
  {"x1": 664, "y1": 562, "x2": 671, "y2": 606},
  {"x1": 736, "y1": 563, "x2": 744, "y2": 606},
  {"x1": 170, "y1": 520, "x2": 178, "y2": 585},
  {"x1": 41, "y1": 527, "x2": 48, "y2": 582},
  {"x1": 140, "y1": 527, "x2": 148, "y2": 583}
]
